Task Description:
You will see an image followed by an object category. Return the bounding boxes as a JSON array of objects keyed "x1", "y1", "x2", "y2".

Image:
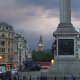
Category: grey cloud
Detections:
[
  {"x1": 17, "y1": 0, "x2": 59, "y2": 10},
  {"x1": 16, "y1": 0, "x2": 80, "y2": 19},
  {"x1": 16, "y1": 0, "x2": 80, "y2": 11},
  {"x1": 21, "y1": 0, "x2": 80, "y2": 11},
  {"x1": 0, "y1": 0, "x2": 79, "y2": 50},
  {"x1": 71, "y1": 0, "x2": 80, "y2": 19},
  {"x1": 72, "y1": 0, "x2": 80, "y2": 11}
]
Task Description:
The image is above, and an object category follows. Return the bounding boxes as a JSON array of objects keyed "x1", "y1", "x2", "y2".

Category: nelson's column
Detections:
[{"x1": 49, "y1": 0, "x2": 80, "y2": 75}]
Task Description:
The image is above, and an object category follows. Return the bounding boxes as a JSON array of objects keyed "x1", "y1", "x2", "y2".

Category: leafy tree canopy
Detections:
[{"x1": 32, "y1": 51, "x2": 53, "y2": 62}]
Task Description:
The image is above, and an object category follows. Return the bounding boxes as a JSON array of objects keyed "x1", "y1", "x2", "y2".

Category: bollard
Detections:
[
  {"x1": 64, "y1": 76, "x2": 66, "y2": 80},
  {"x1": 17, "y1": 75, "x2": 19, "y2": 80},
  {"x1": 37, "y1": 76, "x2": 39, "y2": 80},
  {"x1": 54, "y1": 76, "x2": 56, "y2": 80},
  {"x1": 45, "y1": 76, "x2": 47, "y2": 80},
  {"x1": 30, "y1": 76, "x2": 31, "y2": 80},
  {"x1": 23, "y1": 76, "x2": 26, "y2": 80},
  {"x1": 72, "y1": 77, "x2": 75, "y2": 80}
]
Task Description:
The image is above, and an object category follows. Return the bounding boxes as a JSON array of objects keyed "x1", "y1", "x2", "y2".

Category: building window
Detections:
[
  {"x1": 1, "y1": 41, "x2": 5, "y2": 46},
  {"x1": 11, "y1": 33, "x2": 13, "y2": 38},
  {"x1": 1, "y1": 33, "x2": 5, "y2": 37},
  {"x1": 8, "y1": 41, "x2": 10, "y2": 46},
  {"x1": 2, "y1": 48, "x2": 5, "y2": 53},
  {"x1": 76, "y1": 49, "x2": 78, "y2": 51},
  {"x1": 20, "y1": 44, "x2": 22, "y2": 47},
  {"x1": 8, "y1": 33, "x2": 10, "y2": 37},
  {"x1": 8, "y1": 48, "x2": 10, "y2": 52},
  {"x1": 11, "y1": 48, "x2": 13, "y2": 52},
  {"x1": 1, "y1": 25, "x2": 5, "y2": 30},
  {"x1": 8, "y1": 55, "x2": 12, "y2": 62},
  {"x1": 12, "y1": 42, "x2": 13, "y2": 46},
  {"x1": 0, "y1": 48, "x2": 1, "y2": 52}
]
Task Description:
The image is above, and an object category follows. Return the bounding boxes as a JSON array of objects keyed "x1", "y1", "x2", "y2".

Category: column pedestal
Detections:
[{"x1": 49, "y1": 59, "x2": 80, "y2": 77}]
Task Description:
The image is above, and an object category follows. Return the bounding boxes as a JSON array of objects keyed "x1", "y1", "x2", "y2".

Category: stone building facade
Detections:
[
  {"x1": 13, "y1": 33, "x2": 32, "y2": 67},
  {"x1": 0, "y1": 22, "x2": 31, "y2": 71},
  {"x1": 0, "y1": 22, "x2": 14, "y2": 65}
]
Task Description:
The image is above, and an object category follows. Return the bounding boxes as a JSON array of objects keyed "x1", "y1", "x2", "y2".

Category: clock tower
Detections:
[{"x1": 38, "y1": 36, "x2": 44, "y2": 51}]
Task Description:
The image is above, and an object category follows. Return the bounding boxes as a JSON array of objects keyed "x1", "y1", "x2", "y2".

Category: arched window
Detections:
[
  {"x1": 1, "y1": 25, "x2": 5, "y2": 31},
  {"x1": 1, "y1": 41, "x2": 5, "y2": 46},
  {"x1": 8, "y1": 33, "x2": 10, "y2": 37},
  {"x1": 1, "y1": 33, "x2": 5, "y2": 37},
  {"x1": 6, "y1": 26, "x2": 8, "y2": 30}
]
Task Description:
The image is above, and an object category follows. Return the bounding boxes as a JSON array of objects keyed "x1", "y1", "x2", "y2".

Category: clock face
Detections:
[
  {"x1": 39, "y1": 43, "x2": 44, "y2": 47},
  {"x1": 39, "y1": 44, "x2": 41, "y2": 47}
]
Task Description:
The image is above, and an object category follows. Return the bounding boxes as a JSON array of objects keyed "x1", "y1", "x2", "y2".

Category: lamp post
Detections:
[{"x1": 18, "y1": 47, "x2": 22, "y2": 71}]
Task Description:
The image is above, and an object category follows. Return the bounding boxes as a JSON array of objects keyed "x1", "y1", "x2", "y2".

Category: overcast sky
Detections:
[{"x1": 0, "y1": 0, "x2": 80, "y2": 50}]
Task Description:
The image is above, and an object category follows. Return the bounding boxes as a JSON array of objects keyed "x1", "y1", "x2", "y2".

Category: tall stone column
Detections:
[
  {"x1": 60, "y1": 0, "x2": 71, "y2": 23},
  {"x1": 49, "y1": 0, "x2": 79, "y2": 76},
  {"x1": 53, "y1": 0, "x2": 78, "y2": 58}
]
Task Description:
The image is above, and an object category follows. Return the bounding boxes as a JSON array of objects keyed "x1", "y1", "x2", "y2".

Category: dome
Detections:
[{"x1": 0, "y1": 22, "x2": 14, "y2": 32}]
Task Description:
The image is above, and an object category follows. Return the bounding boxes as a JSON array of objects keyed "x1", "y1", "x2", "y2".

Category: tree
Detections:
[{"x1": 32, "y1": 51, "x2": 53, "y2": 62}]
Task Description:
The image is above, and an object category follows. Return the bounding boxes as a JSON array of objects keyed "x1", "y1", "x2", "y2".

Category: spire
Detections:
[{"x1": 39, "y1": 36, "x2": 43, "y2": 42}]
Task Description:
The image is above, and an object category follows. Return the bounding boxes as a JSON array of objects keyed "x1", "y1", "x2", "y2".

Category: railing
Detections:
[{"x1": 14, "y1": 75, "x2": 80, "y2": 80}]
